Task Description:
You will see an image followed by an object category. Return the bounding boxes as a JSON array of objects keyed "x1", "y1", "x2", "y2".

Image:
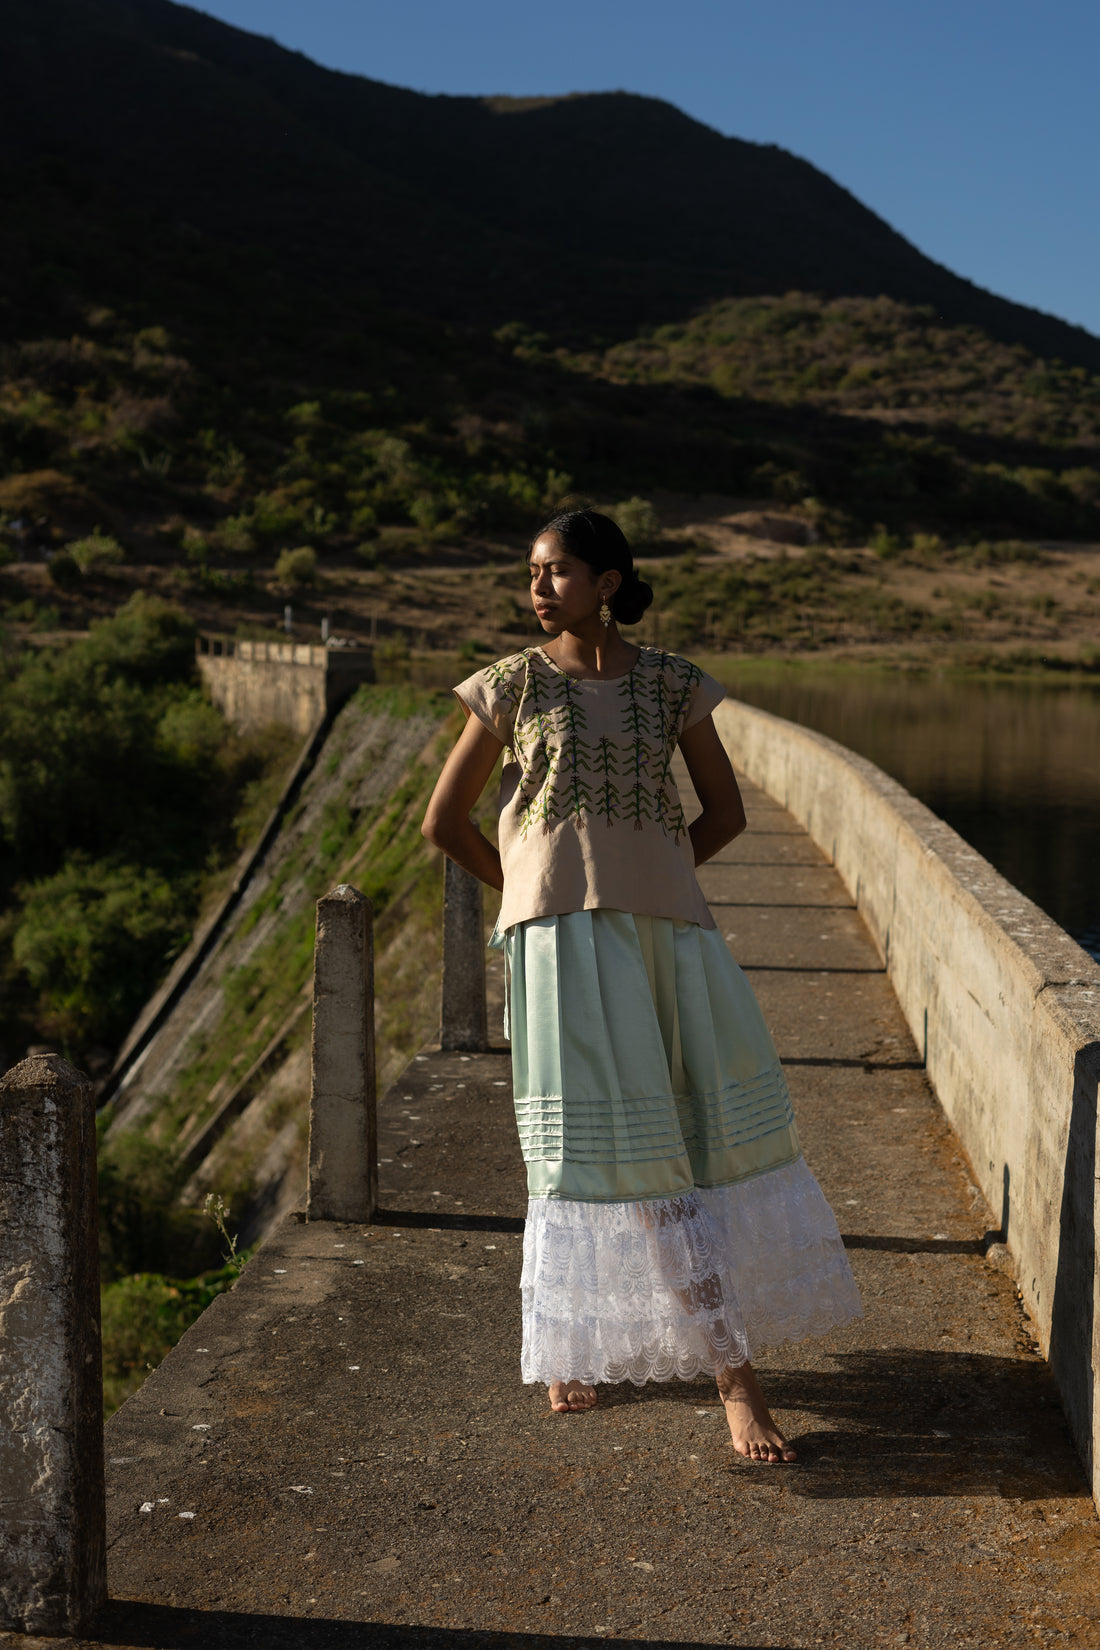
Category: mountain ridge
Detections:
[{"x1": 4, "y1": 0, "x2": 1099, "y2": 367}]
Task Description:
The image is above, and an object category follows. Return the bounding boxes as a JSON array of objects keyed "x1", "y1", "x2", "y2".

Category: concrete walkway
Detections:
[{"x1": 15, "y1": 778, "x2": 1100, "y2": 1650}]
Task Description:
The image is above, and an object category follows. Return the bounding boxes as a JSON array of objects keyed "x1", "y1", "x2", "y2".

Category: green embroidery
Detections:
[
  {"x1": 480, "y1": 647, "x2": 706, "y2": 841},
  {"x1": 620, "y1": 669, "x2": 656, "y2": 832},
  {"x1": 560, "y1": 676, "x2": 593, "y2": 822},
  {"x1": 595, "y1": 734, "x2": 620, "y2": 827}
]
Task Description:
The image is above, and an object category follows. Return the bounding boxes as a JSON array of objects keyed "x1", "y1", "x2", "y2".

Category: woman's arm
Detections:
[
  {"x1": 679, "y1": 713, "x2": 747, "y2": 866},
  {"x1": 421, "y1": 712, "x2": 507, "y2": 891}
]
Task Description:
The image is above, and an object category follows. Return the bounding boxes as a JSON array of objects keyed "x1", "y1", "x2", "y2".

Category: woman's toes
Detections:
[{"x1": 549, "y1": 1380, "x2": 597, "y2": 1413}]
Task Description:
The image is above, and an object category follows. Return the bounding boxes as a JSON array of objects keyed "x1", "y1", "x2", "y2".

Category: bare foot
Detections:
[
  {"x1": 549, "y1": 1379, "x2": 597, "y2": 1413},
  {"x1": 717, "y1": 1361, "x2": 796, "y2": 1463}
]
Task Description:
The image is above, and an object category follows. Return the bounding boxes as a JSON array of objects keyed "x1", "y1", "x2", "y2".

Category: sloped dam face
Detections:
[{"x1": 106, "y1": 684, "x2": 471, "y2": 1249}]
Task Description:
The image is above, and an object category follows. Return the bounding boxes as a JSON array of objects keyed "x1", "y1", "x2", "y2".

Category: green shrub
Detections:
[
  {"x1": 0, "y1": 595, "x2": 274, "y2": 1049},
  {"x1": 81, "y1": 592, "x2": 196, "y2": 683},
  {"x1": 409, "y1": 492, "x2": 443, "y2": 531},
  {"x1": 909, "y1": 532, "x2": 946, "y2": 563},
  {"x1": 101, "y1": 1264, "x2": 241, "y2": 1415},
  {"x1": 543, "y1": 469, "x2": 574, "y2": 509},
  {"x1": 13, "y1": 857, "x2": 188, "y2": 1046},
  {"x1": 607, "y1": 496, "x2": 662, "y2": 549},
  {"x1": 251, "y1": 491, "x2": 308, "y2": 541},
  {"x1": 68, "y1": 528, "x2": 125, "y2": 575},
  {"x1": 274, "y1": 545, "x2": 317, "y2": 588},
  {"x1": 202, "y1": 439, "x2": 246, "y2": 489},
  {"x1": 870, "y1": 525, "x2": 903, "y2": 559},
  {"x1": 216, "y1": 514, "x2": 256, "y2": 555},
  {"x1": 182, "y1": 526, "x2": 209, "y2": 564},
  {"x1": 372, "y1": 435, "x2": 415, "y2": 481}
]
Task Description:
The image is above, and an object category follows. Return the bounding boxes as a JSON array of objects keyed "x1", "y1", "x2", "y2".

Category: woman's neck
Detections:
[{"x1": 541, "y1": 625, "x2": 641, "y2": 681}]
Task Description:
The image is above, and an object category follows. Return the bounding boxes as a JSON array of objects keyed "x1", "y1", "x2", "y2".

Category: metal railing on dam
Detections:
[{"x1": 713, "y1": 696, "x2": 1100, "y2": 1509}]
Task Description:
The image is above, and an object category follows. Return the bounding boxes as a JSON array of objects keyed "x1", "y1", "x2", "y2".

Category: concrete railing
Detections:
[
  {"x1": 0, "y1": 1056, "x2": 105, "y2": 1635},
  {"x1": 713, "y1": 697, "x2": 1100, "y2": 1507},
  {"x1": 307, "y1": 868, "x2": 490, "y2": 1220},
  {"x1": 308, "y1": 885, "x2": 378, "y2": 1223},
  {"x1": 441, "y1": 860, "x2": 489, "y2": 1053}
]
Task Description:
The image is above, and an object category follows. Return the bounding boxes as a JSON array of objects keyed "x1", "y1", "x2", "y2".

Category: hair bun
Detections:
[
  {"x1": 613, "y1": 570, "x2": 654, "y2": 627},
  {"x1": 531, "y1": 507, "x2": 653, "y2": 626}
]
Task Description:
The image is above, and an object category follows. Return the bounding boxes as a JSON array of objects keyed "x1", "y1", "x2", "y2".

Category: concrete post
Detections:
[
  {"x1": 0, "y1": 1055, "x2": 105, "y2": 1635},
  {"x1": 308, "y1": 884, "x2": 377, "y2": 1222},
  {"x1": 441, "y1": 859, "x2": 489, "y2": 1053}
]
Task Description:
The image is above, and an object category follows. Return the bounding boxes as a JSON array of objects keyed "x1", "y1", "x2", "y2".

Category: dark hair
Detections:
[{"x1": 530, "y1": 508, "x2": 654, "y2": 626}]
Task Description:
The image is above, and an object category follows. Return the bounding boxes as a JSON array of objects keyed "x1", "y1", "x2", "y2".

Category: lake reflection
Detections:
[{"x1": 715, "y1": 666, "x2": 1100, "y2": 964}]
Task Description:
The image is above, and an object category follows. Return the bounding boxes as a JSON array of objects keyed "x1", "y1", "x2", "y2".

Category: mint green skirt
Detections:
[{"x1": 497, "y1": 911, "x2": 862, "y2": 1385}]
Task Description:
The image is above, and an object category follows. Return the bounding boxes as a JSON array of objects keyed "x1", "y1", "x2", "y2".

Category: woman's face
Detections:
[{"x1": 528, "y1": 533, "x2": 616, "y2": 634}]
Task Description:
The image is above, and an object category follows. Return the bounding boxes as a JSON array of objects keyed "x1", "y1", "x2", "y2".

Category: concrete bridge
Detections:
[{"x1": 2, "y1": 701, "x2": 1099, "y2": 1645}]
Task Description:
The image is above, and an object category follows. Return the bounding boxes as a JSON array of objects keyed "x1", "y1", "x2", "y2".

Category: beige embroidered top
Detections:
[{"x1": 455, "y1": 646, "x2": 726, "y2": 932}]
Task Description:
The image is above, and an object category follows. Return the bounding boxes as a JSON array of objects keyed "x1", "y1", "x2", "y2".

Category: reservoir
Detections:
[{"x1": 714, "y1": 663, "x2": 1100, "y2": 964}]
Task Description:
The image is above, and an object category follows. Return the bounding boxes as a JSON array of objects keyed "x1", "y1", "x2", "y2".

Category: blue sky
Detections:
[{"x1": 193, "y1": 0, "x2": 1100, "y2": 338}]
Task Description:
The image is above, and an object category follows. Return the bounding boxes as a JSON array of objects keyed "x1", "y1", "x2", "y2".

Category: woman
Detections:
[{"x1": 422, "y1": 509, "x2": 860, "y2": 1463}]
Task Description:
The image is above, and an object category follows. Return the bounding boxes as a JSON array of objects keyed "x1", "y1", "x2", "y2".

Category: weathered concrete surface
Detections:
[
  {"x1": 440, "y1": 862, "x2": 489, "y2": 1054},
  {"x1": 0, "y1": 1057, "x2": 105, "y2": 1635},
  {"x1": 715, "y1": 697, "x2": 1100, "y2": 1512},
  {"x1": 308, "y1": 886, "x2": 377, "y2": 1223},
  {"x1": 196, "y1": 639, "x2": 375, "y2": 736},
  {"x1": 8, "y1": 778, "x2": 1100, "y2": 1650}
]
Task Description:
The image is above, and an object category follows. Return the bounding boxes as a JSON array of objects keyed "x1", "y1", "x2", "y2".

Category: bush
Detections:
[
  {"x1": 607, "y1": 496, "x2": 662, "y2": 549},
  {"x1": 251, "y1": 490, "x2": 308, "y2": 541},
  {"x1": 216, "y1": 514, "x2": 256, "y2": 555},
  {"x1": 182, "y1": 526, "x2": 209, "y2": 564},
  {"x1": 13, "y1": 857, "x2": 189, "y2": 1045},
  {"x1": 82, "y1": 592, "x2": 196, "y2": 683},
  {"x1": 67, "y1": 528, "x2": 125, "y2": 575},
  {"x1": 178, "y1": 565, "x2": 254, "y2": 598},
  {"x1": 101, "y1": 1264, "x2": 240, "y2": 1415},
  {"x1": 870, "y1": 525, "x2": 903, "y2": 559},
  {"x1": 409, "y1": 492, "x2": 443, "y2": 531},
  {"x1": 274, "y1": 545, "x2": 317, "y2": 588}
]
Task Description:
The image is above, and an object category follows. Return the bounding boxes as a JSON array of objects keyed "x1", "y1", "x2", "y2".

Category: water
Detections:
[{"x1": 715, "y1": 664, "x2": 1100, "y2": 964}]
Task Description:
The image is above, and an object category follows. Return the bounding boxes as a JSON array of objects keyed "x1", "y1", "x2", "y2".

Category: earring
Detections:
[{"x1": 599, "y1": 600, "x2": 612, "y2": 628}]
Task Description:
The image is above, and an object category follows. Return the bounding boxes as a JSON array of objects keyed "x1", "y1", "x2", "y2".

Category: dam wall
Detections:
[
  {"x1": 196, "y1": 636, "x2": 374, "y2": 735},
  {"x1": 713, "y1": 697, "x2": 1100, "y2": 1507}
]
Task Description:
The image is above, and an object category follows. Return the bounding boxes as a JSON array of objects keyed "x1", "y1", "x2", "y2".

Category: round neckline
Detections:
[{"x1": 535, "y1": 644, "x2": 644, "y2": 684}]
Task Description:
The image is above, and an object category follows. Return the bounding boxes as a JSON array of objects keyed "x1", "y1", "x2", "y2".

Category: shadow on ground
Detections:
[
  {"x1": 85, "y1": 1612, "x2": 780, "y2": 1650},
  {"x1": 594, "y1": 1350, "x2": 1088, "y2": 1503}
]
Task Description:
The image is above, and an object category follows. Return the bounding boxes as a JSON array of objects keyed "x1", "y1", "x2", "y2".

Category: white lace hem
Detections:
[{"x1": 520, "y1": 1157, "x2": 862, "y2": 1385}]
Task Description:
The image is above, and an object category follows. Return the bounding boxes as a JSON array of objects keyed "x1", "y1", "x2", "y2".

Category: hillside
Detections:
[{"x1": 4, "y1": 0, "x2": 1100, "y2": 368}]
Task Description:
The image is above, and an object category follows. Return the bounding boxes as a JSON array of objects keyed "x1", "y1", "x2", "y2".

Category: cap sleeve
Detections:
[
  {"x1": 453, "y1": 655, "x2": 525, "y2": 747},
  {"x1": 681, "y1": 667, "x2": 727, "y2": 732}
]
